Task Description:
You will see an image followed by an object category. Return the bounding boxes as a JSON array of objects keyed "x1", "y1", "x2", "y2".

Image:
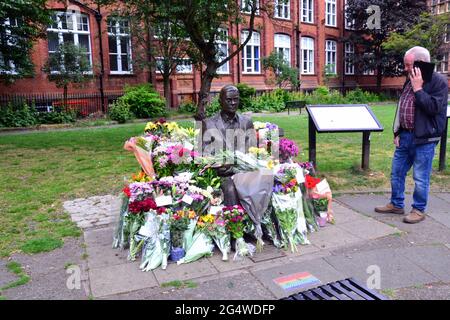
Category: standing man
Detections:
[{"x1": 375, "y1": 46, "x2": 448, "y2": 223}]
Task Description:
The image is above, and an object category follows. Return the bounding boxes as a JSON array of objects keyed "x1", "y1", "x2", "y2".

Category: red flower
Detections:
[
  {"x1": 157, "y1": 207, "x2": 167, "y2": 215},
  {"x1": 158, "y1": 118, "x2": 166, "y2": 124},
  {"x1": 122, "y1": 186, "x2": 131, "y2": 198},
  {"x1": 305, "y1": 175, "x2": 321, "y2": 189}
]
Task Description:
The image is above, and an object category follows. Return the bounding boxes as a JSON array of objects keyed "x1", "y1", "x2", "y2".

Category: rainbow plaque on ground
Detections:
[{"x1": 273, "y1": 272, "x2": 321, "y2": 292}]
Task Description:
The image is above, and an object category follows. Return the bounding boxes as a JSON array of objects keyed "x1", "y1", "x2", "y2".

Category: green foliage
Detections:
[
  {"x1": 37, "y1": 110, "x2": 76, "y2": 124},
  {"x1": 20, "y1": 237, "x2": 63, "y2": 254},
  {"x1": 236, "y1": 83, "x2": 256, "y2": 111},
  {"x1": 120, "y1": 83, "x2": 167, "y2": 119},
  {"x1": 0, "y1": 103, "x2": 38, "y2": 127},
  {"x1": 178, "y1": 101, "x2": 197, "y2": 113},
  {"x1": 251, "y1": 90, "x2": 286, "y2": 113},
  {"x1": 382, "y1": 12, "x2": 450, "y2": 60},
  {"x1": 344, "y1": 88, "x2": 383, "y2": 104},
  {"x1": 205, "y1": 96, "x2": 222, "y2": 117},
  {"x1": 345, "y1": 0, "x2": 427, "y2": 79},
  {"x1": 108, "y1": 99, "x2": 132, "y2": 123},
  {"x1": 262, "y1": 51, "x2": 300, "y2": 88},
  {"x1": 42, "y1": 43, "x2": 92, "y2": 90},
  {"x1": 0, "y1": 0, "x2": 52, "y2": 83}
]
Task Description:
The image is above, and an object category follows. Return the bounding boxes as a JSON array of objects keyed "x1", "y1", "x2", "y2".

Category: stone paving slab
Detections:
[
  {"x1": 337, "y1": 217, "x2": 399, "y2": 240},
  {"x1": 394, "y1": 245, "x2": 450, "y2": 282},
  {"x1": 249, "y1": 243, "x2": 286, "y2": 262},
  {"x1": 335, "y1": 194, "x2": 390, "y2": 218},
  {"x1": 251, "y1": 258, "x2": 345, "y2": 299},
  {"x1": 89, "y1": 261, "x2": 159, "y2": 297},
  {"x1": 207, "y1": 250, "x2": 255, "y2": 273},
  {"x1": 86, "y1": 244, "x2": 129, "y2": 269},
  {"x1": 331, "y1": 203, "x2": 369, "y2": 224},
  {"x1": 152, "y1": 258, "x2": 218, "y2": 285},
  {"x1": 373, "y1": 214, "x2": 450, "y2": 245},
  {"x1": 84, "y1": 226, "x2": 116, "y2": 247},
  {"x1": 307, "y1": 224, "x2": 363, "y2": 250},
  {"x1": 435, "y1": 193, "x2": 450, "y2": 203},
  {"x1": 324, "y1": 248, "x2": 439, "y2": 289},
  {"x1": 64, "y1": 195, "x2": 120, "y2": 230},
  {"x1": 103, "y1": 271, "x2": 276, "y2": 300}
]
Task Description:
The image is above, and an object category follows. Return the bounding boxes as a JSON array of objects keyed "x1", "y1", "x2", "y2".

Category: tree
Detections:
[
  {"x1": 345, "y1": 0, "x2": 427, "y2": 91},
  {"x1": 0, "y1": 0, "x2": 52, "y2": 83},
  {"x1": 262, "y1": 51, "x2": 300, "y2": 89},
  {"x1": 382, "y1": 12, "x2": 450, "y2": 61},
  {"x1": 162, "y1": 0, "x2": 271, "y2": 120},
  {"x1": 125, "y1": 0, "x2": 190, "y2": 108},
  {"x1": 43, "y1": 42, "x2": 92, "y2": 109}
]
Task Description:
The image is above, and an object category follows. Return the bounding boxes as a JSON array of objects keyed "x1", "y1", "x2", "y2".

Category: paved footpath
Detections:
[{"x1": 1, "y1": 192, "x2": 450, "y2": 300}]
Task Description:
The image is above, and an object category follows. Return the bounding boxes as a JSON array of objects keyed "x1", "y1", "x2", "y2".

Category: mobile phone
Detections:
[{"x1": 413, "y1": 61, "x2": 434, "y2": 83}]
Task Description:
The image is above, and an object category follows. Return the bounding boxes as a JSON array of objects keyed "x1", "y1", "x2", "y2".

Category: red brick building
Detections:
[{"x1": 0, "y1": 0, "x2": 448, "y2": 109}]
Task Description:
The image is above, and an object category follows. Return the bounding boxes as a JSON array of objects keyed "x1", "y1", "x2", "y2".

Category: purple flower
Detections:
[
  {"x1": 266, "y1": 123, "x2": 278, "y2": 131},
  {"x1": 279, "y1": 138, "x2": 299, "y2": 160}
]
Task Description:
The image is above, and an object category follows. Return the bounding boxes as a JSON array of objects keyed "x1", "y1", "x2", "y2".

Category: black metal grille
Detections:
[{"x1": 281, "y1": 278, "x2": 388, "y2": 300}]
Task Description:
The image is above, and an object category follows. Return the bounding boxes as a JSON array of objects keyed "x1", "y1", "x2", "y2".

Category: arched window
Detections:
[
  {"x1": 301, "y1": 37, "x2": 314, "y2": 74},
  {"x1": 274, "y1": 34, "x2": 291, "y2": 66}
]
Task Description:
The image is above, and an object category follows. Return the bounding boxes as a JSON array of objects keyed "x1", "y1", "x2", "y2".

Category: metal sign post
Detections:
[{"x1": 438, "y1": 106, "x2": 450, "y2": 172}]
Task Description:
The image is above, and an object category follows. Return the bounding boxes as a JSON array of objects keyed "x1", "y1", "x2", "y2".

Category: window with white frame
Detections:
[
  {"x1": 301, "y1": 37, "x2": 314, "y2": 74},
  {"x1": 344, "y1": 0, "x2": 355, "y2": 30},
  {"x1": 107, "y1": 18, "x2": 132, "y2": 74},
  {"x1": 344, "y1": 42, "x2": 354, "y2": 75},
  {"x1": 216, "y1": 28, "x2": 229, "y2": 74},
  {"x1": 325, "y1": 39, "x2": 337, "y2": 74},
  {"x1": 241, "y1": 0, "x2": 260, "y2": 14},
  {"x1": 0, "y1": 17, "x2": 19, "y2": 74},
  {"x1": 155, "y1": 57, "x2": 192, "y2": 74},
  {"x1": 47, "y1": 11, "x2": 92, "y2": 69},
  {"x1": 176, "y1": 58, "x2": 193, "y2": 73},
  {"x1": 274, "y1": 0, "x2": 290, "y2": 19},
  {"x1": 362, "y1": 53, "x2": 375, "y2": 75},
  {"x1": 301, "y1": 0, "x2": 314, "y2": 23},
  {"x1": 325, "y1": 0, "x2": 337, "y2": 27},
  {"x1": 445, "y1": 24, "x2": 450, "y2": 43},
  {"x1": 274, "y1": 34, "x2": 291, "y2": 65},
  {"x1": 437, "y1": 53, "x2": 448, "y2": 73},
  {"x1": 241, "y1": 30, "x2": 260, "y2": 74}
]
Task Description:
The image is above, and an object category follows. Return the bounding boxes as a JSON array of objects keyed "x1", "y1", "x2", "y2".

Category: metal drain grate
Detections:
[{"x1": 281, "y1": 278, "x2": 388, "y2": 300}]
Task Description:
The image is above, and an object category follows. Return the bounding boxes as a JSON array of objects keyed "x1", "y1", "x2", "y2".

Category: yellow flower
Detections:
[
  {"x1": 166, "y1": 122, "x2": 179, "y2": 132},
  {"x1": 144, "y1": 122, "x2": 157, "y2": 132},
  {"x1": 267, "y1": 159, "x2": 274, "y2": 170}
]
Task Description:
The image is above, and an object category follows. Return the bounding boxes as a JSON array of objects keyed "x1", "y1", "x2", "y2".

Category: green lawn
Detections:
[{"x1": 0, "y1": 104, "x2": 448, "y2": 257}]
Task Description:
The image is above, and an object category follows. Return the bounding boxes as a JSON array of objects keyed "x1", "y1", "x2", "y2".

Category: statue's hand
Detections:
[{"x1": 216, "y1": 164, "x2": 234, "y2": 176}]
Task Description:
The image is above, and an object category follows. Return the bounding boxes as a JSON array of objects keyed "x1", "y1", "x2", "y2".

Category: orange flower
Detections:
[{"x1": 188, "y1": 210, "x2": 196, "y2": 219}]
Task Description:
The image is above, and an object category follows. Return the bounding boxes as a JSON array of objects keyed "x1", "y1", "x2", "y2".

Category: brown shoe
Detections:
[
  {"x1": 374, "y1": 203, "x2": 405, "y2": 214},
  {"x1": 403, "y1": 209, "x2": 426, "y2": 224}
]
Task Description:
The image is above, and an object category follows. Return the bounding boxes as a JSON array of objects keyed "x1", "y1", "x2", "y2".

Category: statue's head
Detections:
[{"x1": 219, "y1": 85, "x2": 240, "y2": 115}]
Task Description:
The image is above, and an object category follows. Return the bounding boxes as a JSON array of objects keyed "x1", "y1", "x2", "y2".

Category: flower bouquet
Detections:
[
  {"x1": 197, "y1": 213, "x2": 231, "y2": 261},
  {"x1": 113, "y1": 188, "x2": 132, "y2": 250},
  {"x1": 222, "y1": 205, "x2": 255, "y2": 260},
  {"x1": 279, "y1": 138, "x2": 299, "y2": 163},
  {"x1": 261, "y1": 205, "x2": 283, "y2": 248},
  {"x1": 176, "y1": 217, "x2": 215, "y2": 265},
  {"x1": 169, "y1": 208, "x2": 196, "y2": 261}
]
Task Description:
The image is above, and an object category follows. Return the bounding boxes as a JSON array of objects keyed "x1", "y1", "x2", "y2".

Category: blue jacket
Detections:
[{"x1": 393, "y1": 72, "x2": 448, "y2": 144}]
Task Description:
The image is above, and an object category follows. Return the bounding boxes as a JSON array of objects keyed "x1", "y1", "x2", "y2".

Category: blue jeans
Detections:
[{"x1": 390, "y1": 131, "x2": 437, "y2": 212}]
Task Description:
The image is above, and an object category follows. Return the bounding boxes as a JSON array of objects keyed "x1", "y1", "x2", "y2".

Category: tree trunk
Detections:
[
  {"x1": 163, "y1": 75, "x2": 171, "y2": 109},
  {"x1": 376, "y1": 64, "x2": 383, "y2": 93},
  {"x1": 195, "y1": 67, "x2": 214, "y2": 121}
]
